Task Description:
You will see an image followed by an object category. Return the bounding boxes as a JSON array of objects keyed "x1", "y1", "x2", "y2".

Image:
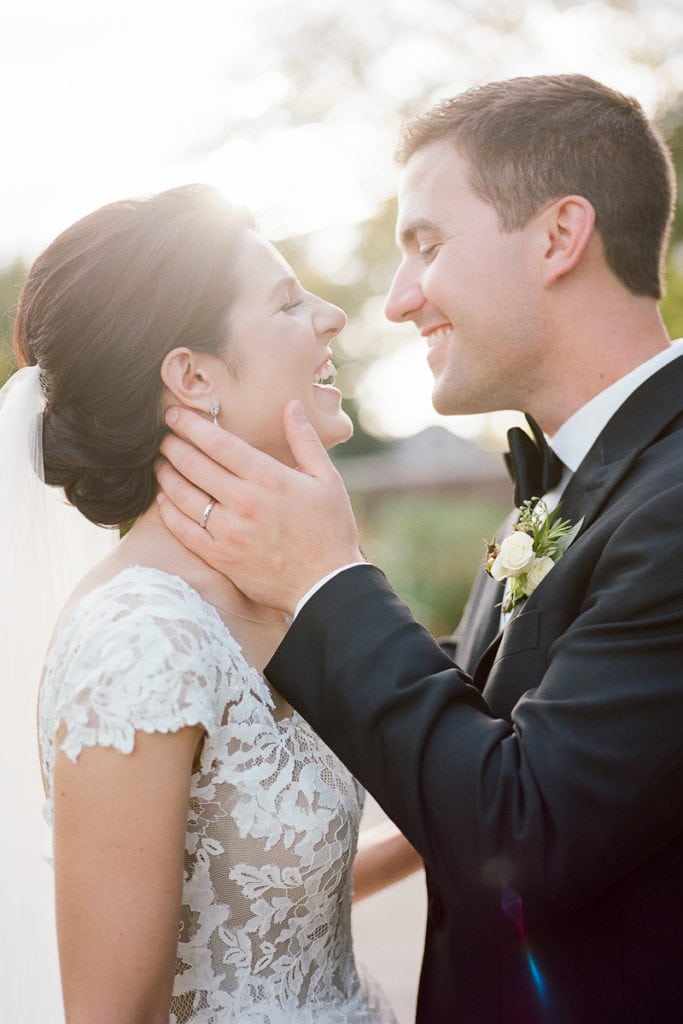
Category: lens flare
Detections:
[{"x1": 502, "y1": 884, "x2": 550, "y2": 1013}]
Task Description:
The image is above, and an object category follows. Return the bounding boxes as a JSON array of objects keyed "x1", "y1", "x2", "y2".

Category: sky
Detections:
[{"x1": 3, "y1": 0, "x2": 682, "y2": 439}]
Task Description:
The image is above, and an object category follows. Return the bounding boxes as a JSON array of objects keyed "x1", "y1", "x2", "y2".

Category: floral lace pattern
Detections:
[{"x1": 39, "y1": 567, "x2": 396, "y2": 1024}]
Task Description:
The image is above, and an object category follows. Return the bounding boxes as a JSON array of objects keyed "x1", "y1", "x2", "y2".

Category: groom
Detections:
[{"x1": 156, "y1": 75, "x2": 683, "y2": 1022}]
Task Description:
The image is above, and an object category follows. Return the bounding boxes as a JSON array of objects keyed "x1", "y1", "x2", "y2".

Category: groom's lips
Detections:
[
  {"x1": 422, "y1": 324, "x2": 453, "y2": 346},
  {"x1": 422, "y1": 324, "x2": 453, "y2": 370}
]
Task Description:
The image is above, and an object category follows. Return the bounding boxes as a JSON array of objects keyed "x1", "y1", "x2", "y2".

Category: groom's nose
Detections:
[{"x1": 384, "y1": 260, "x2": 425, "y2": 323}]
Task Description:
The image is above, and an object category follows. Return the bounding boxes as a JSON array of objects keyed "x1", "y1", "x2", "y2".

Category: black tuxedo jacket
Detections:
[{"x1": 266, "y1": 358, "x2": 683, "y2": 1024}]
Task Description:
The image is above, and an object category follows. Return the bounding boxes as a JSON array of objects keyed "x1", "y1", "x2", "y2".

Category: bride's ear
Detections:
[{"x1": 160, "y1": 348, "x2": 220, "y2": 414}]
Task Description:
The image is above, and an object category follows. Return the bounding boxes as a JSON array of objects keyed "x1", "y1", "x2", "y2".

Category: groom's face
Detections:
[{"x1": 385, "y1": 141, "x2": 547, "y2": 417}]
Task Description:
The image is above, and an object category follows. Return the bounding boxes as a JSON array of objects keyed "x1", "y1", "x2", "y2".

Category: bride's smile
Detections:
[{"x1": 209, "y1": 230, "x2": 353, "y2": 465}]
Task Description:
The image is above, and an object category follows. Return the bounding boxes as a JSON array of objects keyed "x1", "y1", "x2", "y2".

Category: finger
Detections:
[
  {"x1": 159, "y1": 431, "x2": 245, "y2": 506},
  {"x1": 156, "y1": 491, "x2": 218, "y2": 562},
  {"x1": 282, "y1": 400, "x2": 337, "y2": 480},
  {"x1": 155, "y1": 454, "x2": 214, "y2": 523},
  {"x1": 165, "y1": 407, "x2": 273, "y2": 482}
]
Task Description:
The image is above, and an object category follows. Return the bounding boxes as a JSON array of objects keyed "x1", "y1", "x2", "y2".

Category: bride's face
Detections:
[{"x1": 215, "y1": 231, "x2": 353, "y2": 464}]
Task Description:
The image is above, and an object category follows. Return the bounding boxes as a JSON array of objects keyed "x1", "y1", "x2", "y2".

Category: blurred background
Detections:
[
  {"x1": 1, "y1": 0, "x2": 682, "y2": 636},
  {"x1": 1, "y1": 3, "x2": 682, "y2": 1017},
  {"x1": 2, "y1": 0, "x2": 683, "y2": 635}
]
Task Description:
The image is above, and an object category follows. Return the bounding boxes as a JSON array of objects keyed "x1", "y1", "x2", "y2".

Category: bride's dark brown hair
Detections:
[{"x1": 13, "y1": 185, "x2": 253, "y2": 528}]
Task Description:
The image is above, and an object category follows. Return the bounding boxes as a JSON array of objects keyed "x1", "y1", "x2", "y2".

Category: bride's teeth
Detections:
[{"x1": 314, "y1": 360, "x2": 336, "y2": 384}]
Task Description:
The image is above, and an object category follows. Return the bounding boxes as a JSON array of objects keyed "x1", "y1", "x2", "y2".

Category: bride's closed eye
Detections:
[{"x1": 280, "y1": 299, "x2": 303, "y2": 312}]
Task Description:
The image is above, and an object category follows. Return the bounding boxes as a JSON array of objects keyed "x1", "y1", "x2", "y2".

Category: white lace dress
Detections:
[{"x1": 39, "y1": 566, "x2": 397, "y2": 1024}]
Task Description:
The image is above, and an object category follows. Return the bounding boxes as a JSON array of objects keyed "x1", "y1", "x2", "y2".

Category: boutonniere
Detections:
[{"x1": 484, "y1": 500, "x2": 583, "y2": 614}]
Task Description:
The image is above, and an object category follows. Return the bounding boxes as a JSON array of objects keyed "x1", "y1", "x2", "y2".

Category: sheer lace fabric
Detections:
[{"x1": 39, "y1": 567, "x2": 396, "y2": 1024}]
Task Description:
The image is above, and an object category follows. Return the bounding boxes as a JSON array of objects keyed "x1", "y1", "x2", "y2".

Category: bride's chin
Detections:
[{"x1": 320, "y1": 414, "x2": 354, "y2": 451}]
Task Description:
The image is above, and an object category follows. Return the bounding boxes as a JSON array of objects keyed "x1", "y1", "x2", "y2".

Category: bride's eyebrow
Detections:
[{"x1": 267, "y1": 275, "x2": 298, "y2": 302}]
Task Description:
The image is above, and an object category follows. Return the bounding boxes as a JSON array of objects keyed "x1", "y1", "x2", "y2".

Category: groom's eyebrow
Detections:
[{"x1": 397, "y1": 218, "x2": 441, "y2": 247}]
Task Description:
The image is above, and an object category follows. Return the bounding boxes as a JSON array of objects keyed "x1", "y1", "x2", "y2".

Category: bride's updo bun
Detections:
[{"x1": 12, "y1": 186, "x2": 253, "y2": 527}]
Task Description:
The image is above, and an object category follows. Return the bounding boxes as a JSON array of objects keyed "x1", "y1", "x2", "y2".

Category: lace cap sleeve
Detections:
[{"x1": 41, "y1": 568, "x2": 233, "y2": 763}]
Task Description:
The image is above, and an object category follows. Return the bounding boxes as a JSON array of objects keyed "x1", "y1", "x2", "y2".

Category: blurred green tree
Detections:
[
  {"x1": 660, "y1": 95, "x2": 683, "y2": 338},
  {"x1": 0, "y1": 261, "x2": 23, "y2": 385},
  {"x1": 356, "y1": 491, "x2": 510, "y2": 636}
]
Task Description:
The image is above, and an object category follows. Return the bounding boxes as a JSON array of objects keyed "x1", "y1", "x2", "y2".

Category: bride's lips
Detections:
[{"x1": 313, "y1": 357, "x2": 341, "y2": 395}]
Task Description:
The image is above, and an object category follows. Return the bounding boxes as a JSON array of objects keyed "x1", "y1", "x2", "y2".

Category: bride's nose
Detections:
[{"x1": 314, "y1": 299, "x2": 347, "y2": 338}]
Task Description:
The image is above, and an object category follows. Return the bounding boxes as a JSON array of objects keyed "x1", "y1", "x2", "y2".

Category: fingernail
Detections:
[
  {"x1": 166, "y1": 407, "x2": 179, "y2": 426},
  {"x1": 292, "y1": 400, "x2": 307, "y2": 422},
  {"x1": 153, "y1": 457, "x2": 163, "y2": 473},
  {"x1": 156, "y1": 492, "x2": 166, "y2": 505}
]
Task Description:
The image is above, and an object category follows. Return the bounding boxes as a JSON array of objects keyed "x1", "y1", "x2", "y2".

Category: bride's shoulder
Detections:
[
  {"x1": 60, "y1": 564, "x2": 218, "y2": 633},
  {"x1": 42, "y1": 566, "x2": 240, "y2": 760},
  {"x1": 48, "y1": 564, "x2": 238, "y2": 680}
]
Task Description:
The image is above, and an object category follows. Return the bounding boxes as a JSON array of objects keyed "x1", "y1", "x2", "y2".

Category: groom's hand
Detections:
[{"x1": 155, "y1": 400, "x2": 363, "y2": 614}]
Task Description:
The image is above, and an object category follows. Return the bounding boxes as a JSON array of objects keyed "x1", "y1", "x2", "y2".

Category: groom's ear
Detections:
[
  {"x1": 539, "y1": 195, "x2": 596, "y2": 288},
  {"x1": 160, "y1": 347, "x2": 220, "y2": 412}
]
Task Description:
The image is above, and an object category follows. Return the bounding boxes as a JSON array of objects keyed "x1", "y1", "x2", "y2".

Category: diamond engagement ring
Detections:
[{"x1": 200, "y1": 498, "x2": 216, "y2": 529}]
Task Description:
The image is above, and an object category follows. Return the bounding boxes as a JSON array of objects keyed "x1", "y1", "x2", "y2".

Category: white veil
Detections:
[{"x1": 0, "y1": 365, "x2": 117, "y2": 1022}]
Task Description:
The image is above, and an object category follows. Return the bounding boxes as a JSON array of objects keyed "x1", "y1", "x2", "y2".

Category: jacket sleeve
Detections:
[{"x1": 265, "y1": 481, "x2": 683, "y2": 933}]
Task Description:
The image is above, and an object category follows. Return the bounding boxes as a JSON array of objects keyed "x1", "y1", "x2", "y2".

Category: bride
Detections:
[{"x1": 0, "y1": 185, "x2": 420, "y2": 1023}]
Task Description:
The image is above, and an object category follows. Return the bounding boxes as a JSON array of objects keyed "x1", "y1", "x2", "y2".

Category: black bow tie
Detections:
[{"x1": 504, "y1": 414, "x2": 563, "y2": 507}]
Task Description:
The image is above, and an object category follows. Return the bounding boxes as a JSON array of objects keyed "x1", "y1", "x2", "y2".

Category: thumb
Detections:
[{"x1": 283, "y1": 400, "x2": 334, "y2": 478}]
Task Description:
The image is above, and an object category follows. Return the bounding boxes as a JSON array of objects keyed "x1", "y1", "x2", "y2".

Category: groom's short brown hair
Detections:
[{"x1": 396, "y1": 74, "x2": 675, "y2": 299}]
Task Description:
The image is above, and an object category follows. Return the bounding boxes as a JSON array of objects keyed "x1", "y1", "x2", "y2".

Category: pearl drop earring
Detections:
[{"x1": 210, "y1": 403, "x2": 220, "y2": 425}]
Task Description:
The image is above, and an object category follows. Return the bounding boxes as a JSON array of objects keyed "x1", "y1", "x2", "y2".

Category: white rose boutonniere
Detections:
[
  {"x1": 488, "y1": 531, "x2": 535, "y2": 581},
  {"x1": 485, "y1": 500, "x2": 583, "y2": 613}
]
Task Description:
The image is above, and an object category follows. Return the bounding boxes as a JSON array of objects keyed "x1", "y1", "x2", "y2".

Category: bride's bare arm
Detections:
[
  {"x1": 352, "y1": 821, "x2": 423, "y2": 904},
  {"x1": 53, "y1": 724, "x2": 203, "y2": 1024}
]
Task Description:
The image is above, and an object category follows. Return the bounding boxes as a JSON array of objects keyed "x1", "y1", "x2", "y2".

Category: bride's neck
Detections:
[{"x1": 119, "y1": 501, "x2": 281, "y2": 623}]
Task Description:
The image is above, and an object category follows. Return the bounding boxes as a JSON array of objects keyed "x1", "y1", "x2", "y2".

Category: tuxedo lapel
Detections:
[
  {"x1": 443, "y1": 508, "x2": 519, "y2": 685},
  {"x1": 557, "y1": 356, "x2": 683, "y2": 532},
  {"x1": 554, "y1": 446, "x2": 634, "y2": 538},
  {"x1": 469, "y1": 355, "x2": 683, "y2": 690},
  {"x1": 453, "y1": 570, "x2": 505, "y2": 685}
]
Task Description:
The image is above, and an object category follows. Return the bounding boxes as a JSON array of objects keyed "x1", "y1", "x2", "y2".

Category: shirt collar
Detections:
[{"x1": 549, "y1": 340, "x2": 683, "y2": 473}]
